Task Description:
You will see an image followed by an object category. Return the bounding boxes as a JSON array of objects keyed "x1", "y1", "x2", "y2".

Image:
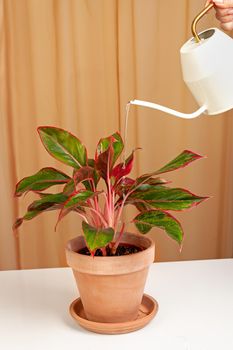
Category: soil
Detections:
[{"x1": 78, "y1": 243, "x2": 143, "y2": 256}]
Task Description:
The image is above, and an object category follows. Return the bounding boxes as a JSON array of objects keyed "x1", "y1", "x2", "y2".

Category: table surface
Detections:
[{"x1": 1, "y1": 259, "x2": 233, "y2": 350}]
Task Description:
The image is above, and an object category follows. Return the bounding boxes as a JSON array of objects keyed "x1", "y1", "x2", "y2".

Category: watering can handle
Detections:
[
  {"x1": 191, "y1": 3, "x2": 214, "y2": 42},
  {"x1": 192, "y1": 3, "x2": 233, "y2": 42}
]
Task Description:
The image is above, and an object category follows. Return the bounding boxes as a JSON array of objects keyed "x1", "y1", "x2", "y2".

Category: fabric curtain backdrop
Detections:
[{"x1": 1, "y1": 0, "x2": 233, "y2": 270}]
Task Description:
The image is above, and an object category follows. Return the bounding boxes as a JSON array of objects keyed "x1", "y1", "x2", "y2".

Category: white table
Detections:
[{"x1": 0, "y1": 259, "x2": 233, "y2": 350}]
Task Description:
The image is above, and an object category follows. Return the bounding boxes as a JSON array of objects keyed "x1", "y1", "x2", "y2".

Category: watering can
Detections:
[{"x1": 130, "y1": 3, "x2": 233, "y2": 119}]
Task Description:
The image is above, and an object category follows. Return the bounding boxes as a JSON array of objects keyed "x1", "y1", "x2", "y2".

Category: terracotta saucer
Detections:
[{"x1": 69, "y1": 294, "x2": 159, "y2": 334}]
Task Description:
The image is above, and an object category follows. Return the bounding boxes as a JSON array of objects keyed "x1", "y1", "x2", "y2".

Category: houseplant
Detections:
[{"x1": 13, "y1": 127, "x2": 207, "y2": 329}]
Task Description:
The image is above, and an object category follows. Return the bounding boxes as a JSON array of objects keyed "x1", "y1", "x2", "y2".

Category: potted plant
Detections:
[{"x1": 13, "y1": 127, "x2": 208, "y2": 332}]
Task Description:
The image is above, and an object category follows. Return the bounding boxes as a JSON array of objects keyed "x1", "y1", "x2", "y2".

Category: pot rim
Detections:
[{"x1": 66, "y1": 232, "x2": 155, "y2": 275}]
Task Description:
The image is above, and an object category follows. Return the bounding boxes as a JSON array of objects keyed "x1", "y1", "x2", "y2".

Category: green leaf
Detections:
[
  {"x1": 12, "y1": 218, "x2": 24, "y2": 230},
  {"x1": 115, "y1": 177, "x2": 168, "y2": 206},
  {"x1": 131, "y1": 178, "x2": 168, "y2": 193},
  {"x1": 134, "y1": 202, "x2": 151, "y2": 212},
  {"x1": 139, "y1": 177, "x2": 170, "y2": 187},
  {"x1": 63, "y1": 179, "x2": 75, "y2": 195},
  {"x1": 95, "y1": 133, "x2": 124, "y2": 180},
  {"x1": 55, "y1": 190, "x2": 95, "y2": 230},
  {"x1": 130, "y1": 187, "x2": 208, "y2": 211},
  {"x1": 13, "y1": 210, "x2": 45, "y2": 230},
  {"x1": 38, "y1": 126, "x2": 87, "y2": 168},
  {"x1": 134, "y1": 210, "x2": 183, "y2": 244},
  {"x1": 133, "y1": 150, "x2": 203, "y2": 190},
  {"x1": 15, "y1": 167, "x2": 70, "y2": 197},
  {"x1": 82, "y1": 221, "x2": 114, "y2": 252},
  {"x1": 155, "y1": 150, "x2": 203, "y2": 175},
  {"x1": 23, "y1": 210, "x2": 42, "y2": 220},
  {"x1": 28, "y1": 193, "x2": 68, "y2": 211},
  {"x1": 64, "y1": 190, "x2": 96, "y2": 208},
  {"x1": 13, "y1": 192, "x2": 69, "y2": 231},
  {"x1": 111, "y1": 133, "x2": 124, "y2": 164},
  {"x1": 87, "y1": 158, "x2": 95, "y2": 167},
  {"x1": 13, "y1": 203, "x2": 61, "y2": 231}
]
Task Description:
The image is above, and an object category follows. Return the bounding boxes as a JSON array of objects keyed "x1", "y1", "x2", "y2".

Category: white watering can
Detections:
[{"x1": 130, "y1": 3, "x2": 233, "y2": 119}]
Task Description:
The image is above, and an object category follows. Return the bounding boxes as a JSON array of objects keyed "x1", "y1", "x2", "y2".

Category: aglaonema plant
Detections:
[{"x1": 13, "y1": 127, "x2": 208, "y2": 256}]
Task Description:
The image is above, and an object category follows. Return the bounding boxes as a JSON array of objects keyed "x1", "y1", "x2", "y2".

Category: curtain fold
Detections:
[{"x1": 0, "y1": 0, "x2": 232, "y2": 270}]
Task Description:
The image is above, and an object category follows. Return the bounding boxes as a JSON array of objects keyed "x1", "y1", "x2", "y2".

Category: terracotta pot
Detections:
[{"x1": 66, "y1": 232, "x2": 155, "y2": 323}]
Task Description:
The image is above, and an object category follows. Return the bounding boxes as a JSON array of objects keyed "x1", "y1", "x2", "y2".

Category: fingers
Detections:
[
  {"x1": 215, "y1": 7, "x2": 233, "y2": 15},
  {"x1": 212, "y1": 0, "x2": 233, "y2": 9},
  {"x1": 206, "y1": 0, "x2": 233, "y2": 30},
  {"x1": 216, "y1": 12, "x2": 233, "y2": 21},
  {"x1": 203, "y1": 0, "x2": 233, "y2": 31}
]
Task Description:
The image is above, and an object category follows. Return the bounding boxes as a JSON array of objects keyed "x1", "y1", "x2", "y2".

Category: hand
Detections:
[{"x1": 205, "y1": 0, "x2": 233, "y2": 31}]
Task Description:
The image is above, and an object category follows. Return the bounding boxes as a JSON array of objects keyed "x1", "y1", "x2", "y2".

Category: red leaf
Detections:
[
  {"x1": 73, "y1": 166, "x2": 97, "y2": 186},
  {"x1": 111, "y1": 148, "x2": 139, "y2": 182},
  {"x1": 95, "y1": 142, "x2": 114, "y2": 180}
]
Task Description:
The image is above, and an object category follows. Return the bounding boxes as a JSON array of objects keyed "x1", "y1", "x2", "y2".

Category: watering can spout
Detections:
[
  {"x1": 130, "y1": 100, "x2": 206, "y2": 119},
  {"x1": 131, "y1": 4, "x2": 233, "y2": 118}
]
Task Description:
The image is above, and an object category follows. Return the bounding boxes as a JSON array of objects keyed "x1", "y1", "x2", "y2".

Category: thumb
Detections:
[{"x1": 221, "y1": 21, "x2": 233, "y2": 30}]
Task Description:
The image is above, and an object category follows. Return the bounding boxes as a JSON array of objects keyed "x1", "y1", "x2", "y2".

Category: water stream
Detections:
[
  {"x1": 122, "y1": 99, "x2": 206, "y2": 166},
  {"x1": 122, "y1": 102, "x2": 131, "y2": 168}
]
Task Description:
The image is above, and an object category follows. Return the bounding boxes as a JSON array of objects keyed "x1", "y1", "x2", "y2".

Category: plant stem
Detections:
[
  {"x1": 106, "y1": 151, "x2": 113, "y2": 227},
  {"x1": 111, "y1": 223, "x2": 125, "y2": 255},
  {"x1": 114, "y1": 190, "x2": 131, "y2": 232},
  {"x1": 88, "y1": 207, "x2": 108, "y2": 227},
  {"x1": 101, "y1": 247, "x2": 107, "y2": 256},
  {"x1": 102, "y1": 192, "x2": 111, "y2": 226}
]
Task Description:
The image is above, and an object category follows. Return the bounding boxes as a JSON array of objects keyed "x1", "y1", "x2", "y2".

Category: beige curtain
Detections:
[{"x1": 1, "y1": 0, "x2": 233, "y2": 270}]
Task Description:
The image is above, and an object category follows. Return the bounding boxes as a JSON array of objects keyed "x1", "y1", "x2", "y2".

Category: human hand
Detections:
[{"x1": 205, "y1": 0, "x2": 233, "y2": 31}]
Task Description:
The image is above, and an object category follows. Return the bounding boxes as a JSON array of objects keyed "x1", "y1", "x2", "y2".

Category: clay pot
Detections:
[{"x1": 66, "y1": 232, "x2": 155, "y2": 323}]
